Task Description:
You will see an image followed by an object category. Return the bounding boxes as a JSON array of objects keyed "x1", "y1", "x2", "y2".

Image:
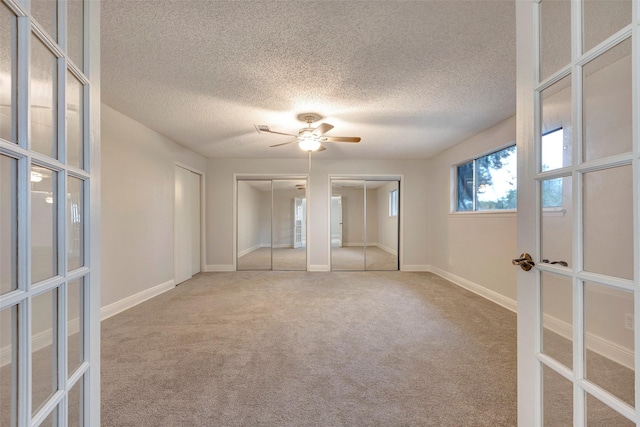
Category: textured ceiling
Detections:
[{"x1": 101, "y1": 0, "x2": 516, "y2": 159}]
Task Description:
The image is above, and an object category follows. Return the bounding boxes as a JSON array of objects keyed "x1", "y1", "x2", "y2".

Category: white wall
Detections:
[
  {"x1": 206, "y1": 158, "x2": 429, "y2": 271},
  {"x1": 427, "y1": 116, "x2": 518, "y2": 300},
  {"x1": 101, "y1": 104, "x2": 206, "y2": 308}
]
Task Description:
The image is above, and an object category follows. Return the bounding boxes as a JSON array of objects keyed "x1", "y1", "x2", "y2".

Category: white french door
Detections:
[
  {"x1": 0, "y1": 0, "x2": 100, "y2": 425},
  {"x1": 293, "y1": 196, "x2": 305, "y2": 249},
  {"x1": 517, "y1": 0, "x2": 639, "y2": 425}
]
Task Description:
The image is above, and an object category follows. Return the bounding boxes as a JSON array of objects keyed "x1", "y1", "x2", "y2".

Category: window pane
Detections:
[
  {"x1": 586, "y1": 393, "x2": 634, "y2": 426},
  {"x1": 31, "y1": 0, "x2": 57, "y2": 42},
  {"x1": 67, "y1": 71, "x2": 84, "y2": 168},
  {"x1": 0, "y1": 305, "x2": 18, "y2": 427},
  {"x1": 31, "y1": 34, "x2": 58, "y2": 159},
  {"x1": 68, "y1": 278, "x2": 84, "y2": 376},
  {"x1": 541, "y1": 75, "x2": 572, "y2": 170},
  {"x1": 31, "y1": 165, "x2": 58, "y2": 283},
  {"x1": 542, "y1": 364, "x2": 573, "y2": 425},
  {"x1": 67, "y1": 176, "x2": 84, "y2": 270},
  {"x1": 541, "y1": 128, "x2": 567, "y2": 172},
  {"x1": 583, "y1": 0, "x2": 632, "y2": 53},
  {"x1": 456, "y1": 162, "x2": 473, "y2": 211},
  {"x1": 540, "y1": 0, "x2": 571, "y2": 82},
  {"x1": 32, "y1": 288, "x2": 59, "y2": 415},
  {"x1": 0, "y1": 3, "x2": 17, "y2": 143},
  {"x1": 583, "y1": 165, "x2": 633, "y2": 280},
  {"x1": 67, "y1": 0, "x2": 84, "y2": 70},
  {"x1": 68, "y1": 376, "x2": 84, "y2": 427},
  {"x1": 583, "y1": 38, "x2": 632, "y2": 162},
  {"x1": 584, "y1": 282, "x2": 634, "y2": 407},
  {"x1": 475, "y1": 146, "x2": 517, "y2": 210},
  {"x1": 1, "y1": 154, "x2": 18, "y2": 295},
  {"x1": 541, "y1": 272, "x2": 573, "y2": 369},
  {"x1": 541, "y1": 176, "x2": 572, "y2": 267}
]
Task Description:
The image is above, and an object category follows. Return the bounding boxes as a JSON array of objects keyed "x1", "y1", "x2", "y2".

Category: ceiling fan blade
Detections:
[
  {"x1": 269, "y1": 139, "x2": 298, "y2": 148},
  {"x1": 317, "y1": 144, "x2": 327, "y2": 152},
  {"x1": 320, "y1": 136, "x2": 361, "y2": 143},
  {"x1": 312, "y1": 123, "x2": 334, "y2": 137},
  {"x1": 255, "y1": 124, "x2": 297, "y2": 137}
]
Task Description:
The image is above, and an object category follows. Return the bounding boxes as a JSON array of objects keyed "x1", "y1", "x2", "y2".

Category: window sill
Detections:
[{"x1": 449, "y1": 210, "x2": 517, "y2": 219}]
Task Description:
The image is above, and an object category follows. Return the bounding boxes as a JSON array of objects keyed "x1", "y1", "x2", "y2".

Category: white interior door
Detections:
[
  {"x1": 174, "y1": 166, "x2": 200, "y2": 285},
  {"x1": 517, "y1": 1, "x2": 638, "y2": 425},
  {"x1": 190, "y1": 171, "x2": 201, "y2": 275},
  {"x1": 0, "y1": 0, "x2": 100, "y2": 425}
]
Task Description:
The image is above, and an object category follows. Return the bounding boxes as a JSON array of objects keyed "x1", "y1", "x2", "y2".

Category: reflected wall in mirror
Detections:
[
  {"x1": 236, "y1": 179, "x2": 307, "y2": 271},
  {"x1": 331, "y1": 179, "x2": 399, "y2": 271}
]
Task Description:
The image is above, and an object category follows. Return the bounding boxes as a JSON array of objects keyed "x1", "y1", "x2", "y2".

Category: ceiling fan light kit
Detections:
[{"x1": 255, "y1": 112, "x2": 361, "y2": 152}]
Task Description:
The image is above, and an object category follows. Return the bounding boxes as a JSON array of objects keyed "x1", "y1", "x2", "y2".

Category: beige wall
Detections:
[
  {"x1": 206, "y1": 158, "x2": 429, "y2": 270},
  {"x1": 427, "y1": 116, "x2": 518, "y2": 300},
  {"x1": 101, "y1": 104, "x2": 206, "y2": 308}
]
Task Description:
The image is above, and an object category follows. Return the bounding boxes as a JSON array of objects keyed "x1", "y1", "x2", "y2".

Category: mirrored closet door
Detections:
[
  {"x1": 331, "y1": 179, "x2": 399, "y2": 271},
  {"x1": 237, "y1": 179, "x2": 307, "y2": 271}
]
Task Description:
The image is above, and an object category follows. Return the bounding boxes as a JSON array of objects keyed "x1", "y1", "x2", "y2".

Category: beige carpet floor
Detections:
[
  {"x1": 331, "y1": 246, "x2": 398, "y2": 271},
  {"x1": 238, "y1": 247, "x2": 307, "y2": 271},
  {"x1": 102, "y1": 272, "x2": 516, "y2": 426}
]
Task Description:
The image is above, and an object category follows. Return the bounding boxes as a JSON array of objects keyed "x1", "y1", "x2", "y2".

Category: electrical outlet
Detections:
[{"x1": 624, "y1": 313, "x2": 634, "y2": 331}]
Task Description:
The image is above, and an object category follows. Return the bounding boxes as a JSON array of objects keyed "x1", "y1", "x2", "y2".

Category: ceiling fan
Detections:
[{"x1": 254, "y1": 113, "x2": 361, "y2": 152}]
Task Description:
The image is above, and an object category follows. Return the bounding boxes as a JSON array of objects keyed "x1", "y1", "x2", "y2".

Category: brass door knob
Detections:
[{"x1": 512, "y1": 253, "x2": 535, "y2": 271}]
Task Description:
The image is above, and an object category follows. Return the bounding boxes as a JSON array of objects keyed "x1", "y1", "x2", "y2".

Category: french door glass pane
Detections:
[
  {"x1": 32, "y1": 288, "x2": 59, "y2": 415},
  {"x1": 584, "y1": 282, "x2": 634, "y2": 407},
  {"x1": 31, "y1": 0, "x2": 57, "y2": 42},
  {"x1": 237, "y1": 180, "x2": 271, "y2": 270},
  {"x1": 31, "y1": 35, "x2": 58, "y2": 159},
  {"x1": 541, "y1": 75, "x2": 572, "y2": 171},
  {"x1": 31, "y1": 165, "x2": 58, "y2": 283},
  {"x1": 586, "y1": 393, "x2": 634, "y2": 426},
  {"x1": 583, "y1": 0, "x2": 632, "y2": 53},
  {"x1": 67, "y1": 0, "x2": 84, "y2": 70},
  {"x1": 67, "y1": 176, "x2": 84, "y2": 271},
  {"x1": 1, "y1": 154, "x2": 18, "y2": 295},
  {"x1": 0, "y1": 3, "x2": 17, "y2": 143},
  {"x1": 541, "y1": 176, "x2": 572, "y2": 267},
  {"x1": 68, "y1": 278, "x2": 84, "y2": 376},
  {"x1": 583, "y1": 38, "x2": 632, "y2": 162},
  {"x1": 68, "y1": 376, "x2": 84, "y2": 427},
  {"x1": 542, "y1": 364, "x2": 573, "y2": 426},
  {"x1": 0, "y1": 305, "x2": 18, "y2": 427},
  {"x1": 541, "y1": 272, "x2": 573, "y2": 368},
  {"x1": 39, "y1": 405, "x2": 59, "y2": 427},
  {"x1": 67, "y1": 71, "x2": 84, "y2": 168},
  {"x1": 583, "y1": 165, "x2": 633, "y2": 280},
  {"x1": 539, "y1": 0, "x2": 571, "y2": 82}
]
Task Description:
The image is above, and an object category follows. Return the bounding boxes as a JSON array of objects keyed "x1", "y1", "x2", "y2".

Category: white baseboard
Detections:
[
  {"x1": 376, "y1": 243, "x2": 398, "y2": 256},
  {"x1": 429, "y1": 266, "x2": 634, "y2": 371},
  {"x1": 543, "y1": 314, "x2": 634, "y2": 371},
  {"x1": 429, "y1": 266, "x2": 518, "y2": 313},
  {"x1": 101, "y1": 279, "x2": 175, "y2": 321},
  {"x1": 401, "y1": 264, "x2": 431, "y2": 272},
  {"x1": 204, "y1": 264, "x2": 235, "y2": 272},
  {"x1": 238, "y1": 245, "x2": 262, "y2": 257},
  {"x1": 309, "y1": 265, "x2": 330, "y2": 272}
]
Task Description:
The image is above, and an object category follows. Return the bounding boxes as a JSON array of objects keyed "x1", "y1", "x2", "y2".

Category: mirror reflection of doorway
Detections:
[
  {"x1": 330, "y1": 179, "x2": 399, "y2": 271},
  {"x1": 237, "y1": 178, "x2": 307, "y2": 271}
]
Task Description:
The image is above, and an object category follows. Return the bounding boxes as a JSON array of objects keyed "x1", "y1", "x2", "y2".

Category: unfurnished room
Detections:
[{"x1": 0, "y1": 0, "x2": 639, "y2": 426}]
